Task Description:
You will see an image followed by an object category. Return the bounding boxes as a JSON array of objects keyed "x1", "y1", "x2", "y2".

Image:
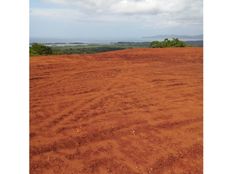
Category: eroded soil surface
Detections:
[{"x1": 30, "y1": 48, "x2": 203, "y2": 174}]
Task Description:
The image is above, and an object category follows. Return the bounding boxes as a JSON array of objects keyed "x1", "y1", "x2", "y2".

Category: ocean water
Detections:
[
  {"x1": 30, "y1": 37, "x2": 150, "y2": 44},
  {"x1": 30, "y1": 35, "x2": 203, "y2": 46}
]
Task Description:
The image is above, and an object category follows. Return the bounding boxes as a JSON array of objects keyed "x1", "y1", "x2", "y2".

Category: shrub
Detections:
[
  {"x1": 30, "y1": 43, "x2": 52, "y2": 56},
  {"x1": 150, "y1": 38, "x2": 186, "y2": 48}
]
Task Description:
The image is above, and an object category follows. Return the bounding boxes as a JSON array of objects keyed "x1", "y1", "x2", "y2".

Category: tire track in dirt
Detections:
[
  {"x1": 39, "y1": 68, "x2": 127, "y2": 131},
  {"x1": 30, "y1": 48, "x2": 203, "y2": 174},
  {"x1": 147, "y1": 143, "x2": 202, "y2": 174}
]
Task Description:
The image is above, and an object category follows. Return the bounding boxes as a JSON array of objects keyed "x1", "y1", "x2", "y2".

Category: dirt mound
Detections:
[{"x1": 30, "y1": 48, "x2": 203, "y2": 174}]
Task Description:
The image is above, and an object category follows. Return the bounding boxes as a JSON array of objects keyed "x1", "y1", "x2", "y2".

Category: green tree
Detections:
[
  {"x1": 150, "y1": 38, "x2": 186, "y2": 48},
  {"x1": 30, "y1": 43, "x2": 52, "y2": 56}
]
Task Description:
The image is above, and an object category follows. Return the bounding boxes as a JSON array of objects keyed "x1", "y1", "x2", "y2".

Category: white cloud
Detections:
[
  {"x1": 110, "y1": 0, "x2": 160, "y2": 14},
  {"x1": 40, "y1": 0, "x2": 202, "y2": 14},
  {"x1": 30, "y1": 8, "x2": 81, "y2": 19},
  {"x1": 31, "y1": 0, "x2": 203, "y2": 31}
]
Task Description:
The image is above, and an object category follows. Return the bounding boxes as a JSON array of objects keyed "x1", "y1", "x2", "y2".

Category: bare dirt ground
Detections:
[{"x1": 30, "y1": 48, "x2": 203, "y2": 174}]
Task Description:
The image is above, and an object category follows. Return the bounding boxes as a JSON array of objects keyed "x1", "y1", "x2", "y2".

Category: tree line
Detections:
[
  {"x1": 150, "y1": 38, "x2": 186, "y2": 48},
  {"x1": 30, "y1": 38, "x2": 187, "y2": 56}
]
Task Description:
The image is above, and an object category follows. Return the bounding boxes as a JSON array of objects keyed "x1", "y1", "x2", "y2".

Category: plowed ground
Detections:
[{"x1": 30, "y1": 48, "x2": 203, "y2": 174}]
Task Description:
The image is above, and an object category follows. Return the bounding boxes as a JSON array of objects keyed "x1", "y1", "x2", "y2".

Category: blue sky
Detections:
[{"x1": 30, "y1": 0, "x2": 203, "y2": 40}]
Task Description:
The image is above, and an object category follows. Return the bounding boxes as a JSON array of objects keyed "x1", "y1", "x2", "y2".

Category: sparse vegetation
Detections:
[
  {"x1": 29, "y1": 39, "x2": 203, "y2": 56},
  {"x1": 29, "y1": 42, "x2": 148, "y2": 56},
  {"x1": 50, "y1": 45, "x2": 128, "y2": 55},
  {"x1": 150, "y1": 38, "x2": 186, "y2": 48}
]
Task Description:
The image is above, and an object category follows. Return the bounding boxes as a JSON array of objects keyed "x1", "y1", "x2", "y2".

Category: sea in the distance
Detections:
[{"x1": 30, "y1": 35, "x2": 203, "y2": 46}]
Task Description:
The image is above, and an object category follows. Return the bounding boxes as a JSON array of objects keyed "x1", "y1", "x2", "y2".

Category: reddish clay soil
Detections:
[{"x1": 30, "y1": 48, "x2": 203, "y2": 174}]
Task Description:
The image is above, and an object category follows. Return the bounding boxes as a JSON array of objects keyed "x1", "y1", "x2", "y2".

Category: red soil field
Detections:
[{"x1": 30, "y1": 48, "x2": 203, "y2": 174}]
